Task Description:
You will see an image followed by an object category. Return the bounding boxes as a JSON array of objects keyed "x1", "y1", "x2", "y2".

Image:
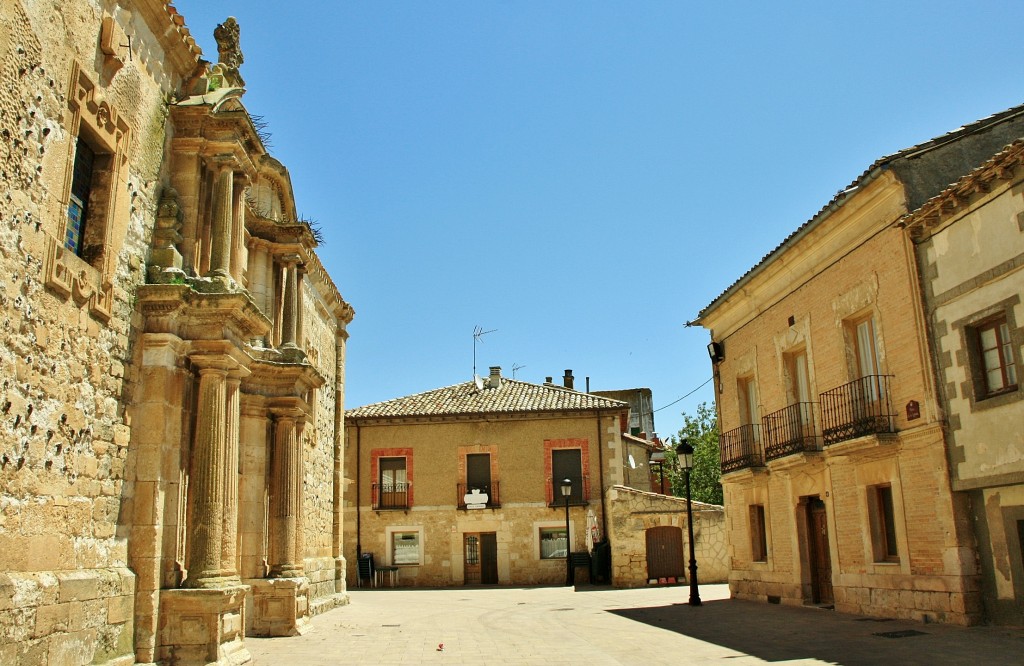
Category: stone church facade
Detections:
[{"x1": 0, "y1": 2, "x2": 352, "y2": 664}]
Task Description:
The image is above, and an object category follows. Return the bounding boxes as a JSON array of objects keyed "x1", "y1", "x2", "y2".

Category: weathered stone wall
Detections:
[
  {"x1": 605, "y1": 485, "x2": 728, "y2": 587},
  {"x1": 0, "y1": 1, "x2": 188, "y2": 663}
]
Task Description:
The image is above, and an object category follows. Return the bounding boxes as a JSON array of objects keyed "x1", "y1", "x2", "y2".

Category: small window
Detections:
[
  {"x1": 749, "y1": 505, "x2": 768, "y2": 562},
  {"x1": 392, "y1": 531, "x2": 420, "y2": 565},
  {"x1": 539, "y1": 527, "x2": 567, "y2": 559},
  {"x1": 977, "y1": 317, "x2": 1017, "y2": 397},
  {"x1": 868, "y1": 485, "x2": 899, "y2": 563},
  {"x1": 66, "y1": 136, "x2": 95, "y2": 255}
]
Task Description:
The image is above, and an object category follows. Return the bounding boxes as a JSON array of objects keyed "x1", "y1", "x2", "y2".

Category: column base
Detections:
[
  {"x1": 246, "y1": 577, "x2": 310, "y2": 637},
  {"x1": 158, "y1": 585, "x2": 250, "y2": 666}
]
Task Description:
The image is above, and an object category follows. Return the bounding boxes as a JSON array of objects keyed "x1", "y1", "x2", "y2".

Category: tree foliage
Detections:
[{"x1": 666, "y1": 402, "x2": 723, "y2": 505}]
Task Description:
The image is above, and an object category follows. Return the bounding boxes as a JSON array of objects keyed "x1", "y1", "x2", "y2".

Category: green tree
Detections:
[{"x1": 667, "y1": 402, "x2": 723, "y2": 505}]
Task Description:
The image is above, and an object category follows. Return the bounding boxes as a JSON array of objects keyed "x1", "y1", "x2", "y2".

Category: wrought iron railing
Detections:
[
  {"x1": 372, "y1": 482, "x2": 410, "y2": 510},
  {"x1": 763, "y1": 402, "x2": 821, "y2": 461},
  {"x1": 457, "y1": 482, "x2": 501, "y2": 509},
  {"x1": 548, "y1": 475, "x2": 590, "y2": 506},
  {"x1": 720, "y1": 424, "x2": 763, "y2": 472},
  {"x1": 820, "y1": 375, "x2": 895, "y2": 446}
]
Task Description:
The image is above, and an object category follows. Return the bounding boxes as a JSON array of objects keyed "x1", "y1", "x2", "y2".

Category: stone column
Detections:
[
  {"x1": 230, "y1": 173, "x2": 247, "y2": 285},
  {"x1": 269, "y1": 410, "x2": 303, "y2": 577},
  {"x1": 295, "y1": 264, "x2": 306, "y2": 351},
  {"x1": 221, "y1": 374, "x2": 242, "y2": 582},
  {"x1": 266, "y1": 252, "x2": 278, "y2": 344},
  {"x1": 280, "y1": 256, "x2": 299, "y2": 349},
  {"x1": 185, "y1": 365, "x2": 229, "y2": 588},
  {"x1": 207, "y1": 159, "x2": 234, "y2": 283}
]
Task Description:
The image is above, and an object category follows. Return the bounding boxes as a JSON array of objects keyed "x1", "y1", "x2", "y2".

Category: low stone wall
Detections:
[{"x1": 606, "y1": 485, "x2": 729, "y2": 587}]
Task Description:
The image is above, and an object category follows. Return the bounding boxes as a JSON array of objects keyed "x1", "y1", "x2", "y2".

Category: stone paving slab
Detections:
[{"x1": 247, "y1": 584, "x2": 1023, "y2": 665}]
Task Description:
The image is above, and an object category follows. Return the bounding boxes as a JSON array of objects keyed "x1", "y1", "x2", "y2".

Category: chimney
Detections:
[
  {"x1": 488, "y1": 366, "x2": 501, "y2": 389},
  {"x1": 545, "y1": 376, "x2": 553, "y2": 385},
  {"x1": 563, "y1": 369, "x2": 574, "y2": 390}
]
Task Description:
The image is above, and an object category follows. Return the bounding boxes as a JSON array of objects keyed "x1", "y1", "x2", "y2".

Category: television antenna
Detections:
[
  {"x1": 472, "y1": 325, "x2": 497, "y2": 379},
  {"x1": 512, "y1": 363, "x2": 526, "y2": 379}
]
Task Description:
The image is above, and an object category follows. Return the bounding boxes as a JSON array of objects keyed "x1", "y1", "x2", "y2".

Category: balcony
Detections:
[
  {"x1": 820, "y1": 375, "x2": 895, "y2": 446},
  {"x1": 547, "y1": 475, "x2": 590, "y2": 507},
  {"x1": 372, "y1": 482, "x2": 410, "y2": 510},
  {"x1": 763, "y1": 402, "x2": 821, "y2": 461},
  {"x1": 457, "y1": 482, "x2": 501, "y2": 510},
  {"x1": 720, "y1": 424, "x2": 764, "y2": 472}
]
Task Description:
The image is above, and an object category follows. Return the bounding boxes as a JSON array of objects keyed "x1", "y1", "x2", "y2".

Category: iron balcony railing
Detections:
[
  {"x1": 372, "y1": 482, "x2": 410, "y2": 510},
  {"x1": 820, "y1": 374, "x2": 895, "y2": 446},
  {"x1": 548, "y1": 474, "x2": 590, "y2": 506},
  {"x1": 720, "y1": 424, "x2": 763, "y2": 472},
  {"x1": 762, "y1": 401, "x2": 821, "y2": 461},
  {"x1": 457, "y1": 482, "x2": 501, "y2": 509}
]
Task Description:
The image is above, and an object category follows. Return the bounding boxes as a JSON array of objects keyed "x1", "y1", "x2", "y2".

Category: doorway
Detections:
[
  {"x1": 645, "y1": 526, "x2": 684, "y2": 583},
  {"x1": 463, "y1": 532, "x2": 498, "y2": 585},
  {"x1": 806, "y1": 497, "x2": 834, "y2": 604}
]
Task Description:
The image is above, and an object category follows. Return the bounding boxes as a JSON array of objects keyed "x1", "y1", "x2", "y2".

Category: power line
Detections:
[{"x1": 653, "y1": 377, "x2": 713, "y2": 413}]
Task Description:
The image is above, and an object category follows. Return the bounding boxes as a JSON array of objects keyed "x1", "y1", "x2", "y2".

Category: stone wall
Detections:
[
  {"x1": 0, "y1": 1, "x2": 190, "y2": 663},
  {"x1": 605, "y1": 485, "x2": 728, "y2": 588}
]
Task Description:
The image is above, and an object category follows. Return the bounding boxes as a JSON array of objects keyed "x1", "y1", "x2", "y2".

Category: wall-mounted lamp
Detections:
[{"x1": 707, "y1": 341, "x2": 724, "y2": 364}]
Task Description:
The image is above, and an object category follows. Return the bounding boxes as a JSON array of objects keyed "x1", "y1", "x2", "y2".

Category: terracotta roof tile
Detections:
[{"x1": 346, "y1": 378, "x2": 628, "y2": 420}]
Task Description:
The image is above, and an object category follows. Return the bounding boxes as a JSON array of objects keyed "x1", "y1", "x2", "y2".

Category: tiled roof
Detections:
[
  {"x1": 901, "y1": 139, "x2": 1024, "y2": 235},
  {"x1": 695, "y1": 102, "x2": 1024, "y2": 322},
  {"x1": 346, "y1": 378, "x2": 628, "y2": 420}
]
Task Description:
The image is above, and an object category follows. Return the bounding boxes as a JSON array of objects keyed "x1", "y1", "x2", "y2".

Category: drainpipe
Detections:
[
  {"x1": 355, "y1": 424, "x2": 361, "y2": 560},
  {"x1": 596, "y1": 411, "x2": 608, "y2": 541}
]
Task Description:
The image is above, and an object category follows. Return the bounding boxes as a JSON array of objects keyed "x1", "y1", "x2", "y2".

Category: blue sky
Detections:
[{"x1": 175, "y1": 1, "x2": 1024, "y2": 439}]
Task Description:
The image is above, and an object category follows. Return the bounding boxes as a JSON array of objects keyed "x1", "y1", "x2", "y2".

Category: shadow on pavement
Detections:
[{"x1": 607, "y1": 598, "x2": 1023, "y2": 666}]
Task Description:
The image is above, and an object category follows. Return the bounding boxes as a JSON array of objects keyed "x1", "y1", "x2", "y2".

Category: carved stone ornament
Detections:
[{"x1": 212, "y1": 17, "x2": 245, "y2": 88}]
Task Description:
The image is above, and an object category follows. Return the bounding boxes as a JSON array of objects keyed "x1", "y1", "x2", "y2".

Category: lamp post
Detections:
[
  {"x1": 560, "y1": 478, "x2": 573, "y2": 586},
  {"x1": 676, "y1": 440, "x2": 702, "y2": 606}
]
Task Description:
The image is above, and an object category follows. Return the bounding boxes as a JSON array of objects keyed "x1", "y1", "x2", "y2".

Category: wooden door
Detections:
[
  {"x1": 807, "y1": 498, "x2": 834, "y2": 604},
  {"x1": 645, "y1": 526, "x2": 684, "y2": 582},
  {"x1": 480, "y1": 533, "x2": 498, "y2": 584}
]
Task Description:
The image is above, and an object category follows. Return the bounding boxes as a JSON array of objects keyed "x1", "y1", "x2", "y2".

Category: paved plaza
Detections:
[{"x1": 247, "y1": 584, "x2": 1023, "y2": 665}]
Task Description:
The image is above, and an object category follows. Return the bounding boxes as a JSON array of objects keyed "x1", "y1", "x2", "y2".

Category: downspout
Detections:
[
  {"x1": 355, "y1": 423, "x2": 361, "y2": 559},
  {"x1": 596, "y1": 411, "x2": 608, "y2": 541}
]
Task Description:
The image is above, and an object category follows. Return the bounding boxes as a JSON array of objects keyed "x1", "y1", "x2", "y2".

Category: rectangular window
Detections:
[
  {"x1": 392, "y1": 531, "x2": 420, "y2": 565},
  {"x1": 466, "y1": 453, "x2": 491, "y2": 493},
  {"x1": 737, "y1": 376, "x2": 760, "y2": 446},
  {"x1": 750, "y1": 505, "x2": 768, "y2": 562},
  {"x1": 66, "y1": 136, "x2": 95, "y2": 256},
  {"x1": 539, "y1": 526, "x2": 568, "y2": 559},
  {"x1": 551, "y1": 449, "x2": 583, "y2": 504},
  {"x1": 978, "y1": 317, "x2": 1017, "y2": 396},
  {"x1": 378, "y1": 457, "x2": 409, "y2": 509},
  {"x1": 868, "y1": 485, "x2": 899, "y2": 563}
]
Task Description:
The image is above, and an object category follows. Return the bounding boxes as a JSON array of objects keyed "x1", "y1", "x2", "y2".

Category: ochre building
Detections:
[
  {"x1": 0, "y1": 2, "x2": 353, "y2": 664},
  {"x1": 696, "y1": 104, "x2": 1024, "y2": 625}
]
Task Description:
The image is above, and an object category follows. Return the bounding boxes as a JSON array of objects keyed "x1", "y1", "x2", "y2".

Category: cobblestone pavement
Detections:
[{"x1": 247, "y1": 584, "x2": 1023, "y2": 665}]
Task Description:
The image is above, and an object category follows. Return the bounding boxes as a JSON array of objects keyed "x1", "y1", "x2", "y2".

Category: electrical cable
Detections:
[{"x1": 652, "y1": 377, "x2": 713, "y2": 413}]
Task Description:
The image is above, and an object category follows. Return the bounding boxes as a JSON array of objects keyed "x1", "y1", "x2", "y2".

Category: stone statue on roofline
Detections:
[{"x1": 211, "y1": 16, "x2": 245, "y2": 88}]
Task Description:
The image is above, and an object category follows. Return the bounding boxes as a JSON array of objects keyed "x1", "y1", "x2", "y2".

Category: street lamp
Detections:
[
  {"x1": 676, "y1": 439, "x2": 702, "y2": 606},
  {"x1": 560, "y1": 478, "x2": 573, "y2": 586}
]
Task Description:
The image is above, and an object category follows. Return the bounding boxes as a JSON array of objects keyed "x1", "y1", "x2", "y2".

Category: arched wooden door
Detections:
[{"x1": 646, "y1": 526, "x2": 684, "y2": 582}]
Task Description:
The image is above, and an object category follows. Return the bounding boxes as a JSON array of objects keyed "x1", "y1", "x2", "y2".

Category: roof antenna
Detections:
[
  {"x1": 512, "y1": 363, "x2": 526, "y2": 379},
  {"x1": 472, "y1": 325, "x2": 497, "y2": 380}
]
